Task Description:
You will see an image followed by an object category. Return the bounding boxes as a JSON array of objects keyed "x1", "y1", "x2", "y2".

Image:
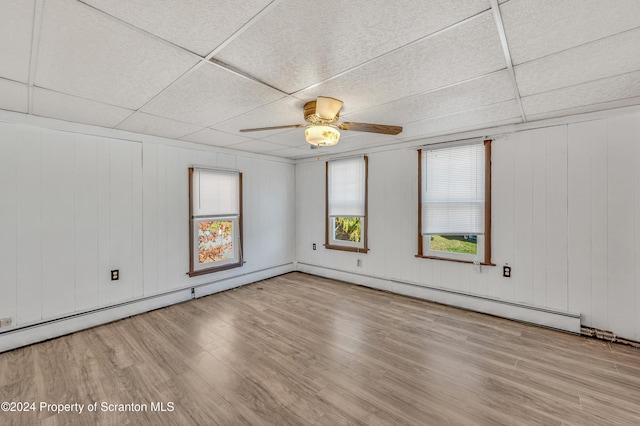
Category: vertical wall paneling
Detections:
[
  {"x1": 156, "y1": 145, "x2": 169, "y2": 293},
  {"x1": 636, "y1": 117, "x2": 640, "y2": 341},
  {"x1": 295, "y1": 160, "x2": 324, "y2": 264},
  {"x1": 0, "y1": 125, "x2": 18, "y2": 325},
  {"x1": 74, "y1": 134, "x2": 99, "y2": 311},
  {"x1": 378, "y1": 152, "x2": 398, "y2": 278},
  {"x1": 142, "y1": 143, "x2": 159, "y2": 296},
  {"x1": 97, "y1": 138, "x2": 111, "y2": 307},
  {"x1": 606, "y1": 116, "x2": 636, "y2": 339},
  {"x1": 242, "y1": 157, "x2": 257, "y2": 269},
  {"x1": 545, "y1": 126, "x2": 568, "y2": 311},
  {"x1": 165, "y1": 147, "x2": 184, "y2": 289},
  {"x1": 15, "y1": 126, "x2": 42, "y2": 325},
  {"x1": 108, "y1": 140, "x2": 136, "y2": 304},
  {"x1": 531, "y1": 128, "x2": 548, "y2": 307},
  {"x1": 41, "y1": 130, "x2": 75, "y2": 319},
  {"x1": 589, "y1": 120, "x2": 609, "y2": 331},
  {"x1": 218, "y1": 153, "x2": 236, "y2": 169},
  {"x1": 567, "y1": 122, "x2": 592, "y2": 324},
  {"x1": 489, "y1": 136, "x2": 514, "y2": 300},
  {"x1": 131, "y1": 144, "x2": 143, "y2": 300},
  {"x1": 384, "y1": 153, "x2": 401, "y2": 278},
  {"x1": 512, "y1": 131, "x2": 534, "y2": 305},
  {"x1": 283, "y1": 162, "x2": 296, "y2": 262}
]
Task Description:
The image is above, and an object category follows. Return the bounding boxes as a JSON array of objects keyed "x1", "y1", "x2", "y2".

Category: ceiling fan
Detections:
[{"x1": 239, "y1": 96, "x2": 402, "y2": 147}]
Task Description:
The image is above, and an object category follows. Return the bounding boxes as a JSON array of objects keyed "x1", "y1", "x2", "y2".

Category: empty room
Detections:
[{"x1": 1, "y1": 0, "x2": 640, "y2": 424}]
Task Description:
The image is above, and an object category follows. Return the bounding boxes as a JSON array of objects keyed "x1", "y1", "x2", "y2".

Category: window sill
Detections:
[
  {"x1": 415, "y1": 254, "x2": 495, "y2": 266},
  {"x1": 325, "y1": 244, "x2": 369, "y2": 254},
  {"x1": 187, "y1": 261, "x2": 243, "y2": 277}
]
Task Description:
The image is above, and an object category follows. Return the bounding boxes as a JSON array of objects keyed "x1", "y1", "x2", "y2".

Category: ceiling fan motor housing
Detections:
[{"x1": 303, "y1": 101, "x2": 339, "y2": 124}]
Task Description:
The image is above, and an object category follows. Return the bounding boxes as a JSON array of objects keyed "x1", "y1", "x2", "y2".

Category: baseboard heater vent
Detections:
[
  {"x1": 581, "y1": 326, "x2": 640, "y2": 348},
  {"x1": 296, "y1": 262, "x2": 581, "y2": 334},
  {"x1": 0, "y1": 263, "x2": 294, "y2": 353}
]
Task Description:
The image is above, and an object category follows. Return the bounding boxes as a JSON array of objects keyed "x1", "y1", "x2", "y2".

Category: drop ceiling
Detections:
[{"x1": 2, "y1": 0, "x2": 640, "y2": 159}]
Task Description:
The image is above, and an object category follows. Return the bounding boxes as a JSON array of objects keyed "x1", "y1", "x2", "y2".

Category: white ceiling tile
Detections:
[
  {"x1": 515, "y1": 28, "x2": 640, "y2": 96},
  {"x1": 342, "y1": 70, "x2": 515, "y2": 125},
  {"x1": 32, "y1": 88, "x2": 134, "y2": 128},
  {"x1": 180, "y1": 128, "x2": 255, "y2": 147},
  {"x1": 35, "y1": 0, "x2": 199, "y2": 109},
  {"x1": 501, "y1": 0, "x2": 640, "y2": 64},
  {"x1": 295, "y1": 12, "x2": 506, "y2": 112},
  {"x1": 399, "y1": 100, "x2": 522, "y2": 139},
  {"x1": 81, "y1": 0, "x2": 272, "y2": 56},
  {"x1": 527, "y1": 96, "x2": 640, "y2": 122},
  {"x1": 522, "y1": 71, "x2": 640, "y2": 117},
  {"x1": 0, "y1": 0, "x2": 34, "y2": 83},
  {"x1": 141, "y1": 62, "x2": 285, "y2": 127},
  {"x1": 0, "y1": 79, "x2": 28, "y2": 113},
  {"x1": 215, "y1": 0, "x2": 491, "y2": 93},
  {"x1": 117, "y1": 112, "x2": 204, "y2": 139},
  {"x1": 212, "y1": 96, "x2": 306, "y2": 134},
  {"x1": 267, "y1": 146, "x2": 315, "y2": 159},
  {"x1": 226, "y1": 139, "x2": 286, "y2": 154}
]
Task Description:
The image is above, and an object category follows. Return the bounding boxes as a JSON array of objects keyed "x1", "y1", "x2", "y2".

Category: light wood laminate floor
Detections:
[{"x1": 1, "y1": 272, "x2": 640, "y2": 425}]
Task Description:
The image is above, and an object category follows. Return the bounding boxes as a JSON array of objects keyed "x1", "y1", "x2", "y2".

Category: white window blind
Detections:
[
  {"x1": 422, "y1": 142, "x2": 485, "y2": 235},
  {"x1": 328, "y1": 157, "x2": 365, "y2": 217},
  {"x1": 192, "y1": 168, "x2": 239, "y2": 216}
]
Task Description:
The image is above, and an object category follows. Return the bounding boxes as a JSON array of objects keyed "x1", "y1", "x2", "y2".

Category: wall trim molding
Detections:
[
  {"x1": 0, "y1": 263, "x2": 294, "y2": 353},
  {"x1": 0, "y1": 110, "x2": 295, "y2": 165},
  {"x1": 296, "y1": 262, "x2": 581, "y2": 334}
]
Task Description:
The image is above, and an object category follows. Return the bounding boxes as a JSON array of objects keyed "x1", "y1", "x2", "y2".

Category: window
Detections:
[
  {"x1": 417, "y1": 140, "x2": 492, "y2": 264},
  {"x1": 326, "y1": 156, "x2": 368, "y2": 253},
  {"x1": 188, "y1": 168, "x2": 243, "y2": 276}
]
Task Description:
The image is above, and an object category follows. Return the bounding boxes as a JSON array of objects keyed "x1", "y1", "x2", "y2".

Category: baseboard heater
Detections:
[
  {"x1": 296, "y1": 262, "x2": 581, "y2": 334},
  {"x1": 0, "y1": 263, "x2": 294, "y2": 353}
]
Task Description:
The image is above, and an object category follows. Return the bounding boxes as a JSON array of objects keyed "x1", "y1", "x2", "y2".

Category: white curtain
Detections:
[
  {"x1": 328, "y1": 157, "x2": 365, "y2": 217},
  {"x1": 422, "y1": 142, "x2": 485, "y2": 235},
  {"x1": 192, "y1": 168, "x2": 239, "y2": 216}
]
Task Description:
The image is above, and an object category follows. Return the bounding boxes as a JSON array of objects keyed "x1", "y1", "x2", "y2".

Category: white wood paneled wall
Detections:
[
  {"x1": 0, "y1": 123, "x2": 143, "y2": 326},
  {"x1": 0, "y1": 121, "x2": 295, "y2": 330},
  {"x1": 295, "y1": 110, "x2": 640, "y2": 341}
]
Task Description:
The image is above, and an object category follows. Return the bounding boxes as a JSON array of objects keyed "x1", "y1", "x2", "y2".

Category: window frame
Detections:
[
  {"x1": 416, "y1": 140, "x2": 493, "y2": 265},
  {"x1": 325, "y1": 156, "x2": 369, "y2": 253},
  {"x1": 188, "y1": 168, "x2": 243, "y2": 277}
]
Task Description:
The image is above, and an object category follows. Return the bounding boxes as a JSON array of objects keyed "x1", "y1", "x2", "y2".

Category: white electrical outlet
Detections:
[{"x1": 0, "y1": 317, "x2": 12, "y2": 328}]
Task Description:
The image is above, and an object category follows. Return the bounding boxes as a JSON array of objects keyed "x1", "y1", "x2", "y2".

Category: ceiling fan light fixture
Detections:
[{"x1": 305, "y1": 125, "x2": 340, "y2": 146}]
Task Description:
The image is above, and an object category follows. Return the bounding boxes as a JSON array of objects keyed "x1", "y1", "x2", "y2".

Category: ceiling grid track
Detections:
[
  {"x1": 292, "y1": 9, "x2": 492, "y2": 96},
  {"x1": 490, "y1": 0, "x2": 527, "y2": 123},
  {"x1": 105, "y1": 0, "x2": 288, "y2": 129},
  {"x1": 204, "y1": 0, "x2": 284, "y2": 61},
  {"x1": 27, "y1": 0, "x2": 45, "y2": 114}
]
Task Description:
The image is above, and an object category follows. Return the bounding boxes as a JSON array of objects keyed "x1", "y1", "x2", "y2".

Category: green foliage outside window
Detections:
[
  {"x1": 334, "y1": 217, "x2": 361, "y2": 243},
  {"x1": 429, "y1": 235, "x2": 477, "y2": 255}
]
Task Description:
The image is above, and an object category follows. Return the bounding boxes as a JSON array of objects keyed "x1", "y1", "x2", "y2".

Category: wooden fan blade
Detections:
[
  {"x1": 239, "y1": 124, "x2": 306, "y2": 132},
  {"x1": 338, "y1": 122, "x2": 403, "y2": 135},
  {"x1": 316, "y1": 96, "x2": 343, "y2": 120}
]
